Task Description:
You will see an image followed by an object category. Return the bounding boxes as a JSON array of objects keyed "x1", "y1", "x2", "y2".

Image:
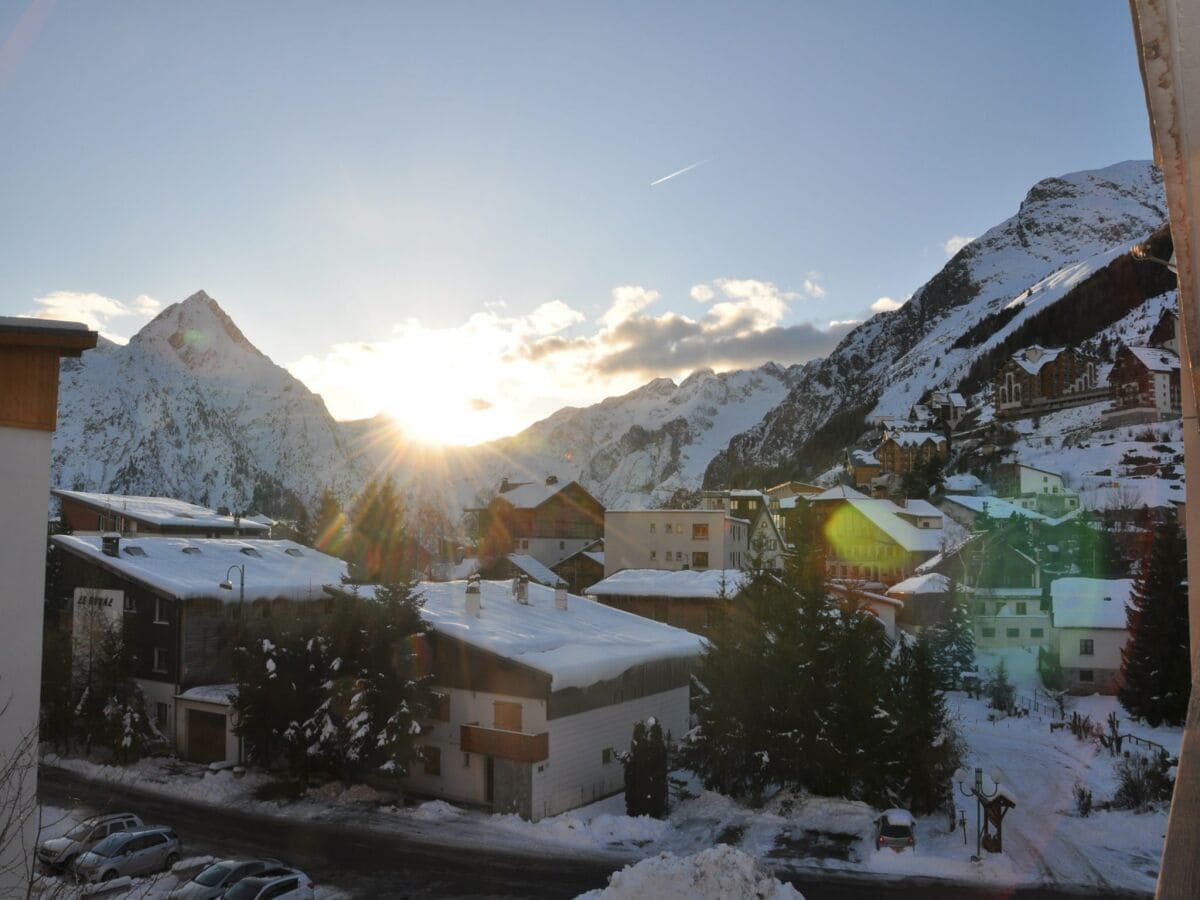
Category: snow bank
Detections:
[{"x1": 577, "y1": 845, "x2": 803, "y2": 900}]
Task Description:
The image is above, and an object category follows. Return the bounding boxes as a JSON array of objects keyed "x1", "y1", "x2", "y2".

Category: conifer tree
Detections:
[
  {"x1": 929, "y1": 579, "x2": 975, "y2": 689},
  {"x1": 889, "y1": 634, "x2": 963, "y2": 813},
  {"x1": 1120, "y1": 518, "x2": 1191, "y2": 726},
  {"x1": 313, "y1": 488, "x2": 347, "y2": 559}
]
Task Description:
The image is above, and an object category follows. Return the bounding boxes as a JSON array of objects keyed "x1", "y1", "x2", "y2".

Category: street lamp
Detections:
[
  {"x1": 219, "y1": 563, "x2": 245, "y2": 604},
  {"x1": 954, "y1": 766, "x2": 1003, "y2": 860}
]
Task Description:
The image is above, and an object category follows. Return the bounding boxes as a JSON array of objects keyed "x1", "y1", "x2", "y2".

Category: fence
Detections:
[{"x1": 1010, "y1": 691, "x2": 1065, "y2": 720}]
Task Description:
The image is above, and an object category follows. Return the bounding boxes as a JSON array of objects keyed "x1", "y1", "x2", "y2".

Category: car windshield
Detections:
[
  {"x1": 224, "y1": 878, "x2": 268, "y2": 900},
  {"x1": 194, "y1": 862, "x2": 236, "y2": 887},
  {"x1": 63, "y1": 821, "x2": 97, "y2": 841},
  {"x1": 87, "y1": 833, "x2": 127, "y2": 858}
]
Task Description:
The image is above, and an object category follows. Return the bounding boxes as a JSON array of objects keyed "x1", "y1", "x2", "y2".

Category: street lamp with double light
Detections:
[{"x1": 954, "y1": 765, "x2": 1003, "y2": 860}]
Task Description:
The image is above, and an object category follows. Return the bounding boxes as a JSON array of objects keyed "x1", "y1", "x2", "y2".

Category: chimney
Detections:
[
  {"x1": 217, "y1": 505, "x2": 231, "y2": 517},
  {"x1": 517, "y1": 575, "x2": 529, "y2": 604},
  {"x1": 554, "y1": 579, "x2": 568, "y2": 611},
  {"x1": 466, "y1": 576, "x2": 482, "y2": 618},
  {"x1": 101, "y1": 532, "x2": 120, "y2": 558},
  {"x1": 511, "y1": 576, "x2": 520, "y2": 598},
  {"x1": 499, "y1": 477, "x2": 511, "y2": 493},
  {"x1": 545, "y1": 474, "x2": 558, "y2": 486}
]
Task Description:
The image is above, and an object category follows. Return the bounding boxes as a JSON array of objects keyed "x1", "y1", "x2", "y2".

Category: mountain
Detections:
[
  {"x1": 53, "y1": 291, "x2": 361, "y2": 515},
  {"x1": 704, "y1": 160, "x2": 1171, "y2": 485}
]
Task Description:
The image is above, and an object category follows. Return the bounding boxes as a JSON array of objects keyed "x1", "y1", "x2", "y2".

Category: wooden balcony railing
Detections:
[{"x1": 460, "y1": 723, "x2": 549, "y2": 763}]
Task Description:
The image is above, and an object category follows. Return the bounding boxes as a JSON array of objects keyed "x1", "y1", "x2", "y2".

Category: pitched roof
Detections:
[
  {"x1": 52, "y1": 534, "x2": 347, "y2": 602},
  {"x1": 812, "y1": 484, "x2": 870, "y2": 502},
  {"x1": 588, "y1": 568, "x2": 749, "y2": 599},
  {"x1": 505, "y1": 553, "x2": 559, "y2": 586},
  {"x1": 1050, "y1": 578, "x2": 1133, "y2": 630},
  {"x1": 1125, "y1": 346, "x2": 1181, "y2": 374},
  {"x1": 494, "y1": 479, "x2": 586, "y2": 510},
  {"x1": 849, "y1": 449, "x2": 880, "y2": 466},
  {"x1": 1011, "y1": 345, "x2": 1067, "y2": 375},
  {"x1": 898, "y1": 499, "x2": 942, "y2": 518},
  {"x1": 883, "y1": 431, "x2": 945, "y2": 448},
  {"x1": 887, "y1": 573, "x2": 950, "y2": 597},
  {"x1": 52, "y1": 489, "x2": 269, "y2": 533},
  {"x1": 844, "y1": 499, "x2": 943, "y2": 552},
  {"x1": 943, "y1": 473, "x2": 983, "y2": 492},
  {"x1": 413, "y1": 580, "x2": 704, "y2": 690},
  {"x1": 941, "y1": 494, "x2": 1077, "y2": 525}
]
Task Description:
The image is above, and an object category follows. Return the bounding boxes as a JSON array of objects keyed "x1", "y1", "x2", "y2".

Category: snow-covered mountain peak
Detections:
[{"x1": 131, "y1": 289, "x2": 265, "y2": 374}]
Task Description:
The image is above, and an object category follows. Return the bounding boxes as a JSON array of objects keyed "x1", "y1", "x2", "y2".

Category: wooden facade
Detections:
[
  {"x1": 876, "y1": 434, "x2": 947, "y2": 475},
  {"x1": 0, "y1": 325, "x2": 95, "y2": 430},
  {"x1": 994, "y1": 346, "x2": 1099, "y2": 418}
]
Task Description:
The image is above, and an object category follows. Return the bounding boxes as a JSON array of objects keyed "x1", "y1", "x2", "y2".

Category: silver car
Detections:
[
  {"x1": 37, "y1": 812, "x2": 143, "y2": 871},
  {"x1": 73, "y1": 825, "x2": 182, "y2": 883},
  {"x1": 223, "y1": 867, "x2": 315, "y2": 900},
  {"x1": 167, "y1": 858, "x2": 281, "y2": 899}
]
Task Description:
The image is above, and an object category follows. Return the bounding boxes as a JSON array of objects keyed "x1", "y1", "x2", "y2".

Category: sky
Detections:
[{"x1": 0, "y1": 1, "x2": 1154, "y2": 444}]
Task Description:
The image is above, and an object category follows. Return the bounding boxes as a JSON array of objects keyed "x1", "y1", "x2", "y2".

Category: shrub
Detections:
[
  {"x1": 1112, "y1": 752, "x2": 1174, "y2": 812},
  {"x1": 1073, "y1": 782, "x2": 1094, "y2": 817}
]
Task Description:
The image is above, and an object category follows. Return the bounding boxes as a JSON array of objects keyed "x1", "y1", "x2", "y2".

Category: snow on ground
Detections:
[{"x1": 577, "y1": 845, "x2": 803, "y2": 899}]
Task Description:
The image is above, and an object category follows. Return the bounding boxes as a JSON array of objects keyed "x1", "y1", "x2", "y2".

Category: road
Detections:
[{"x1": 38, "y1": 767, "x2": 1151, "y2": 899}]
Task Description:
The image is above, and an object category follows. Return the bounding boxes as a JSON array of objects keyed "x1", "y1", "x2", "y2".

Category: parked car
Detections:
[
  {"x1": 36, "y1": 812, "x2": 143, "y2": 872},
  {"x1": 223, "y1": 867, "x2": 315, "y2": 900},
  {"x1": 874, "y1": 808, "x2": 916, "y2": 851},
  {"x1": 73, "y1": 825, "x2": 182, "y2": 883},
  {"x1": 167, "y1": 858, "x2": 282, "y2": 899}
]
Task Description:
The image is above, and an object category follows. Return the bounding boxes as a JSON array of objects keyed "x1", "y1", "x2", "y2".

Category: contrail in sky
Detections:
[{"x1": 650, "y1": 159, "x2": 708, "y2": 187}]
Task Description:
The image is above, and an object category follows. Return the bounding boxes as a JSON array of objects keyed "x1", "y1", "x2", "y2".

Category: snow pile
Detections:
[{"x1": 578, "y1": 845, "x2": 803, "y2": 900}]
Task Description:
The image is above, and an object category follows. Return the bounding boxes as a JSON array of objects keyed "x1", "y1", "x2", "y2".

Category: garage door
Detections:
[{"x1": 187, "y1": 709, "x2": 227, "y2": 763}]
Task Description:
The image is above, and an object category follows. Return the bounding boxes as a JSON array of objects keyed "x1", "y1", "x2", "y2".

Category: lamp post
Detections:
[
  {"x1": 954, "y1": 765, "x2": 1002, "y2": 860},
  {"x1": 219, "y1": 564, "x2": 245, "y2": 604}
]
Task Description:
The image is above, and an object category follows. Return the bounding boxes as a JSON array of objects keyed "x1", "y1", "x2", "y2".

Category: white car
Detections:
[
  {"x1": 36, "y1": 813, "x2": 143, "y2": 871},
  {"x1": 222, "y1": 867, "x2": 316, "y2": 900},
  {"x1": 167, "y1": 858, "x2": 282, "y2": 899}
]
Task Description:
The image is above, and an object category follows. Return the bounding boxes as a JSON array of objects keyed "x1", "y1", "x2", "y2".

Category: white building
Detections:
[
  {"x1": 403, "y1": 579, "x2": 703, "y2": 820},
  {"x1": 701, "y1": 489, "x2": 788, "y2": 569},
  {"x1": 603, "y1": 509, "x2": 750, "y2": 577},
  {"x1": 1050, "y1": 577, "x2": 1133, "y2": 694}
]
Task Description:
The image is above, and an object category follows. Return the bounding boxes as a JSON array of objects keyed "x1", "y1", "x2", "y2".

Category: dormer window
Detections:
[
  {"x1": 285, "y1": 547, "x2": 304, "y2": 557},
  {"x1": 240, "y1": 547, "x2": 262, "y2": 558},
  {"x1": 123, "y1": 545, "x2": 147, "y2": 557},
  {"x1": 181, "y1": 546, "x2": 201, "y2": 555}
]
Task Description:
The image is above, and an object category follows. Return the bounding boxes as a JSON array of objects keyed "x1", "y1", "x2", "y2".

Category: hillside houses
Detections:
[
  {"x1": 1103, "y1": 345, "x2": 1182, "y2": 426},
  {"x1": 876, "y1": 431, "x2": 948, "y2": 476},
  {"x1": 994, "y1": 345, "x2": 1101, "y2": 418},
  {"x1": 468, "y1": 477, "x2": 604, "y2": 568}
]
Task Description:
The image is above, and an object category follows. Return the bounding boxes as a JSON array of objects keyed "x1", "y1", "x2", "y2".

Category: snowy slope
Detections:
[
  {"x1": 709, "y1": 161, "x2": 1168, "y2": 483},
  {"x1": 53, "y1": 291, "x2": 361, "y2": 514}
]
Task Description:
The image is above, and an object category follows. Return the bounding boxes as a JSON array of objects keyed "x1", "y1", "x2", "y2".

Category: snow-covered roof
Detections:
[
  {"x1": 52, "y1": 489, "x2": 269, "y2": 533},
  {"x1": 175, "y1": 684, "x2": 237, "y2": 706},
  {"x1": 588, "y1": 568, "x2": 749, "y2": 600},
  {"x1": 1011, "y1": 345, "x2": 1066, "y2": 375},
  {"x1": 245, "y1": 513, "x2": 276, "y2": 527},
  {"x1": 1079, "y1": 477, "x2": 1183, "y2": 511},
  {"x1": 843, "y1": 500, "x2": 944, "y2": 553},
  {"x1": 414, "y1": 580, "x2": 705, "y2": 691},
  {"x1": 729, "y1": 489, "x2": 768, "y2": 500},
  {"x1": 583, "y1": 551, "x2": 605, "y2": 566},
  {"x1": 505, "y1": 553, "x2": 559, "y2": 586},
  {"x1": 849, "y1": 449, "x2": 880, "y2": 466},
  {"x1": 1125, "y1": 346, "x2": 1180, "y2": 374},
  {"x1": 495, "y1": 479, "x2": 575, "y2": 509},
  {"x1": 882, "y1": 809, "x2": 915, "y2": 827},
  {"x1": 948, "y1": 392, "x2": 966, "y2": 407},
  {"x1": 883, "y1": 431, "x2": 944, "y2": 448},
  {"x1": 1050, "y1": 577, "x2": 1132, "y2": 630},
  {"x1": 52, "y1": 534, "x2": 347, "y2": 602},
  {"x1": 812, "y1": 484, "x2": 869, "y2": 502},
  {"x1": 887, "y1": 573, "x2": 950, "y2": 597},
  {"x1": 943, "y1": 473, "x2": 983, "y2": 492},
  {"x1": 898, "y1": 499, "x2": 942, "y2": 518},
  {"x1": 942, "y1": 494, "x2": 1075, "y2": 525}
]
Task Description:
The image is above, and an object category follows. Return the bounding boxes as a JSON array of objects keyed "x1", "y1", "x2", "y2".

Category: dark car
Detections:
[
  {"x1": 168, "y1": 858, "x2": 283, "y2": 899},
  {"x1": 874, "y1": 808, "x2": 916, "y2": 851}
]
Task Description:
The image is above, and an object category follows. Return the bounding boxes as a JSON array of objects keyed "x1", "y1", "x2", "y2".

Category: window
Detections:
[
  {"x1": 1030, "y1": 628, "x2": 1045, "y2": 638},
  {"x1": 676, "y1": 551, "x2": 684, "y2": 561},
  {"x1": 692, "y1": 523, "x2": 709, "y2": 540},
  {"x1": 181, "y1": 546, "x2": 201, "y2": 555},
  {"x1": 1079, "y1": 639, "x2": 1094, "y2": 656},
  {"x1": 240, "y1": 547, "x2": 262, "y2": 558},
  {"x1": 1006, "y1": 628, "x2": 1019, "y2": 639},
  {"x1": 154, "y1": 597, "x2": 169, "y2": 624},
  {"x1": 664, "y1": 523, "x2": 673, "y2": 534},
  {"x1": 153, "y1": 647, "x2": 168, "y2": 673},
  {"x1": 649, "y1": 523, "x2": 656, "y2": 534},
  {"x1": 155, "y1": 702, "x2": 168, "y2": 730},
  {"x1": 649, "y1": 550, "x2": 657, "y2": 561},
  {"x1": 1079, "y1": 670, "x2": 1095, "y2": 683},
  {"x1": 263, "y1": 882, "x2": 300, "y2": 900},
  {"x1": 521, "y1": 539, "x2": 529, "y2": 549},
  {"x1": 422, "y1": 746, "x2": 441, "y2": 776},
  {"x1": 123, "y1": 595, "x2": 136, "y2": 613},
  {"x1": 559, "y1": 540, "x2": 565, "y2": 550},
  {"x1": 123, "y1": 545, "x2": 146, "y2": 557},
  {"x1": 1015, "y1": 602, "x2": 1027, "y2": 616},
  {"x1": 602, "y1": 747, "x2": 614, "y2": 765},
  {"x1": 463, "y1": 752, "x2": 471, "y2": 768},
  {"x1": 432, "y1": 692, "x2": 450, "y2": 721},
  {"x1": 284, "y1": 547, "x2": 304, "y2": 557},
  {"x1": 692, "y1": 551, "x2": 709, "y2": 568},
  {"x1": 981, "y1": 627, "x2": 996, "y2": 638},
  {"x1": 494, "y1": 701, "x2": 522, "y2": 732}
]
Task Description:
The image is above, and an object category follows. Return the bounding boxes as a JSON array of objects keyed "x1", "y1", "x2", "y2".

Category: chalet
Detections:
[
  {"x1": 990, "y1": 463, "x2": 1081, "y2": 517},
  {"x1": 604, "y1": 509, "x2": 750, "y2": 576},
  {"x1": 929, "y1": 391, "x2": 968, "y2": 428},
  {"x1": 942, "y1": 473, "x2": 984, "y2": 495},
  {"x1": 1049, "y1": 577, "x2": 1132, "y2": 694},
  {"x1": 764, "y1": 480, "x2": 823, "y2": 501},
  {"x1": 50, "y1": 533, "x2": 348, "y2": 764},
  {"x1": 846, "y1": 448, "x2": 883, "y2": 487},
  {"x1": 994, "y1": 345, "x2": 1100, "y2": 418},
  {"x1": 939, "y1": 493, "x2": 1077, "y2": 532},
  {"x1": 551, "y1": 541, "x2": 605, "y2": 594},
  {"x1": 809, "y1": 486, "x2": 944, "y2": 586},
  {"x1": 53, "y1": 489, "x2": 270, "y2": 538},
  {"x1": 588, "y1": 568, "x2": 749, "y2": 636},
  {"x1": 1102, "y1": 345, "x2": 1182, "y2": 426},
  {"x1": 875, "y1": 431, "x2": 948, "y2": 475},
  {"x1": 702, "y1": 489, "x2": 787, "y2": 570},
  {"x1": 468, "y1": 477, "x2": 604, "y2": 569},
  {"x1": 478, "y1": 553, "x2": 559, "y2": 587},
  {"x1": 396, "y1": 578, "x2": 702, "y2": 820},
  {"x1": 825, "y1": 582, "x2": 905, "y2": 639},
  {"x1": 886, "y1": 572, "x2": 953, "y2": 631}
]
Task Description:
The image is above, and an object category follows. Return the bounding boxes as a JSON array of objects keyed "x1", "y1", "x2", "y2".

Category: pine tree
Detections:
[
  {"x1": 644, "y1": 718, "x2": 669, "y2": 818},
  {"x1": 1120, "y1": 518, "x2": 1191, "y2": 726},
  {"x1": 929, "y1": 580, "x2": 975, "y2": 689},
  {"x1": 313, "y1": 488, "x2": 347, "y2": 559},
  {"x1": 624, "y1": 721, "x2": 649, "y2": 816}
]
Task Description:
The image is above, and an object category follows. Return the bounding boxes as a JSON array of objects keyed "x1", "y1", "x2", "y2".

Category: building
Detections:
[
  {"x1": 846, "y1": 448, "x2": 883, "y2": 487},
  {"x1": 990, "y1": 463, "x2": 1081, "y2": 517},
  {"x1": 0, "y1": 317, "x2": 96, "y2": 896},
  {"x1": 587, "y1": 568, "x2": 749, "y2": 635},
  {"x1": 939, "y1": 493, "x2": 1077, "y2": 532},
  {"x1": 603, "y1": 509, "x2": 750, "y2": 576},
  {"x1": 994, "y1": 345, "x2": 1101, "y2": 418},
  {"x1": 885, "y1": 572, "x2": 953, "y2": 631},
  {"x1": 551, "y1": 541, "x2": 605, "y2": 594},
  {"x1": 701, "y1": 489, "x2": 787, "y2": 570},
  {"x1": 764, "y1": 480, "x2": 823, "y2": 502},
  {"x1": 1102, "y1": 344, "x2": 1182, "y2": 426},
  {"x1": 468, "y1": 477, "x2": 604, "y2": 568},
  {"x1": 52, "y1": 488, "x2": 271, "y2": 537},
  {"x1": 942, "y1": 473, "x2": 984, "y2": 495},
  {"x1": 929, "y1": 391, "x2": 968, "y2": 428},
  {"x1": 400, "y1": 578, "x2": 702, "y2": 820},
  {"x1": 875, "y1": 431, "x2": 948, "y2": 475},
  {"x1": 1049, "y1": 577, "x2": 1133, "y2": 694},
  {"x1": 50, "y1": 533, "x2": 348, "y2": 764},
  {"x1": 809, "y1": 486, "x2": 944, "y2": 585}
]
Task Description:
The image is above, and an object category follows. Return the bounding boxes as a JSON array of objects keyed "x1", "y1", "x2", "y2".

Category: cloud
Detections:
[
  {"x1": 828, "y1": 318, "x2": 861, "y2": 328},
  {"x1": 802, "y1": 273, "x2": 826, "y2": 298},
  {"x1": 689, "y1": 284, "x2": 715, "y2": 302},
  {"x1": 870, "y1": 296, "x2": 905, "y2": 313},
  {"x1": 599, "y1": 285, "x2": 659, "y2": 330},
  {"x1": 943, "y1": 234, "x2": 975, "y2": 256},
  {"x1": 468, "y1": 398, "x2": 492, "y2": 411},
  {"x1": 22, "y1": 291, "x2": 161, "y2": 343}
]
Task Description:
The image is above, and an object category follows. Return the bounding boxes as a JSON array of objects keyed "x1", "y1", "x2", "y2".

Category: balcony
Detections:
[{"x1": 460, "y1": 723, "x2": 549, "y2": 763}]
